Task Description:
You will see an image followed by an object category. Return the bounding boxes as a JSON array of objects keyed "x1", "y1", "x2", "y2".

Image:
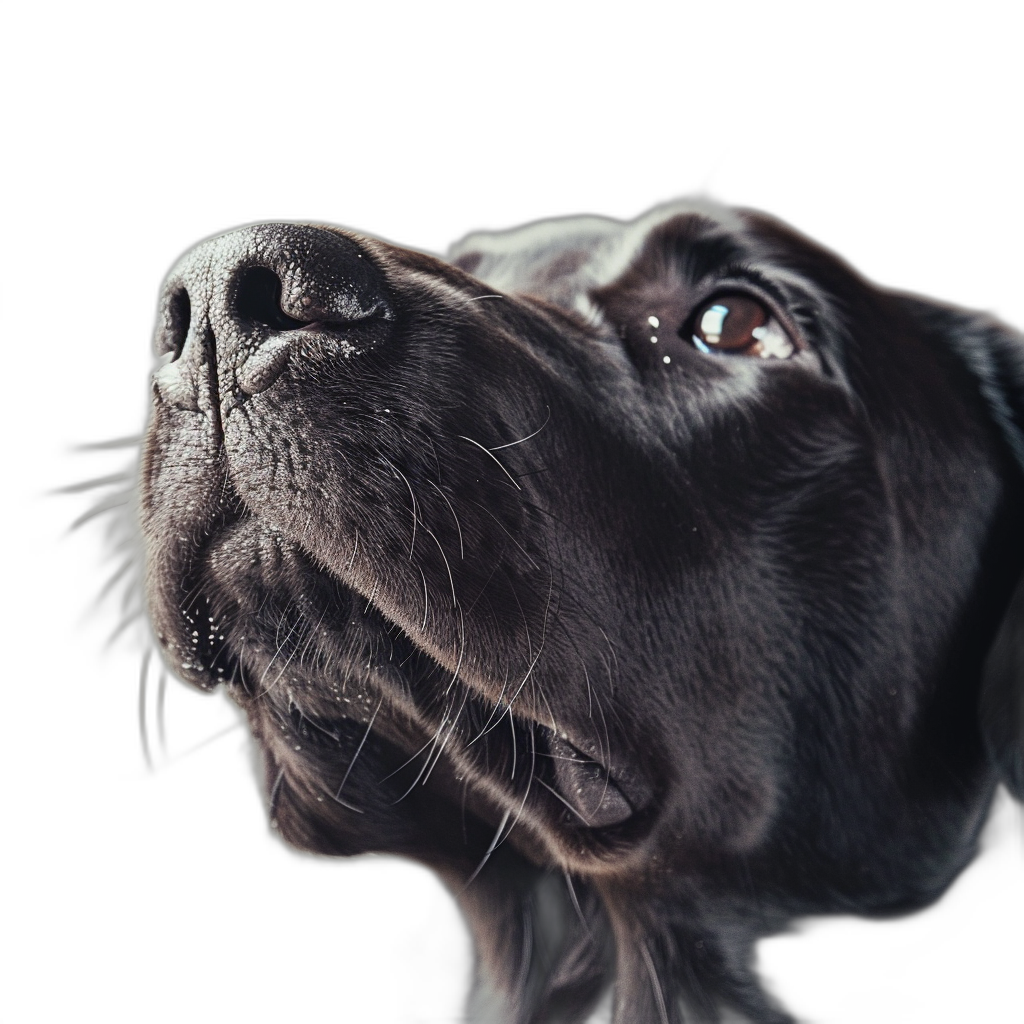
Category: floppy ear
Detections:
[{"x1": 954, "y1": 309, "x2": 1024, "y2": 798}]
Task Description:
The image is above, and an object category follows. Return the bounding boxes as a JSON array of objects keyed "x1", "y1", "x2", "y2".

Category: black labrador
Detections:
[{"x1": 139, "y1": 201, "x2": 1024, "y2": 1023}]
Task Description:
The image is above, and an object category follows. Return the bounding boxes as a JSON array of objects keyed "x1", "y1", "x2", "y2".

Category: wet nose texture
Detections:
[{"x1": 152, "y1": 224, "x2": 393, "y2": 420}]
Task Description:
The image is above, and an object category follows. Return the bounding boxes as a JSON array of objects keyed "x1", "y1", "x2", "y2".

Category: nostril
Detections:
[
  {"x1": 235, "y1": 266, "x2": 308, "y2": 331},
  {"x1": 159, "y1": 287, "x2": 191, "y2": 362}
]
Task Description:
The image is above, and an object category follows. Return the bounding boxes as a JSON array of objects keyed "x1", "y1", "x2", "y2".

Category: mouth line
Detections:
[
  {"x1": 355, "y1": 597, "x2": 642, "y2": 833},
  {"x1": 350, "y1": 621, "x2": 643, "y2": 835}
]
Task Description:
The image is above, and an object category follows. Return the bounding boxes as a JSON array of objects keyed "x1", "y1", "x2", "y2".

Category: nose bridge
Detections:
[{"x1": 150, "y1": 223, "x2": 393, "y2": 417}]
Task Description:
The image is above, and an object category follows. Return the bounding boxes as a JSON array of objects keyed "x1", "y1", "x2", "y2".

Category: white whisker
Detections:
[
  {"x1": 332, "y1": 697, "x2": 383, "y2": 810},
  {"x1": 462, "y1": 809, "x2": 511, "y2": 888},
  {"x1": 489, "y1": 405, "x2": 551, "y2": 452},
  {"x1": 385, "y1": 458, "x2": 419, "y2": 558},
  {"x1": 641, "y1": 943, "x2": 671, "y2": 1024},
  {"x1": 419, "y1": 566, "x2": 429, "y2": 632},
  {"x1": 456, "y1": 434, "x2": 522, "y2": 491},
  {"x1": 563, "y1": 872, "x2": 589, "y2": 934},
  {"x1": 424, "y1": 525, "x2": 458, "y2": 609},
  {"x1": 427, "y1": 479, "x2": 465, "y2": 558}
]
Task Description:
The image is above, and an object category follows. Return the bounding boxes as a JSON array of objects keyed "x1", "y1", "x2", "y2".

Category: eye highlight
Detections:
[{"x1": 688, "y1": 294, "x2": 794, "y2": 359}]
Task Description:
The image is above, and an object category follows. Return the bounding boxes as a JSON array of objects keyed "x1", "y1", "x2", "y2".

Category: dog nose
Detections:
[{"x1": 152, "y1": 224, "x2": 393, "y2": 413}]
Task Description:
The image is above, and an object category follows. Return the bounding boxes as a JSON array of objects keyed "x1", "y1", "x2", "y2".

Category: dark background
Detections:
[{"x1": 28, "y1": 92, "x2": 1019, "y2": 1019}]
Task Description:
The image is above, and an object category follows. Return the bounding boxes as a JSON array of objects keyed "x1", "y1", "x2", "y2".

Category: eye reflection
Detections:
[{"x1": 699, "y1": 304, "x2": 730, "y2": 343}]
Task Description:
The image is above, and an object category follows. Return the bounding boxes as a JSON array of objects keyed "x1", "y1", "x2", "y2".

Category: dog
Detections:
[{"x1": 138, "y1": 200, "x2": 1024, "y2": 1023}]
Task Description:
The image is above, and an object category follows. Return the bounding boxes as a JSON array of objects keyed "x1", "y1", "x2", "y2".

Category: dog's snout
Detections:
[{"x1": 152, "y1": 224, "x2": 394, "y2": 411}]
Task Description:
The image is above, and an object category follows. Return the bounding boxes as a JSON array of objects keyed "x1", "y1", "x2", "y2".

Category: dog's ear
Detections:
[
  {"x1": 982, "y1": 576, "x2": 1024, "y2": 799},
  {"x1": 940, "y1": 310, "x2": 1024, "y2": 465},
  {"x1": 946, "y1": 309, "x2": 1024, "y2": 798}
]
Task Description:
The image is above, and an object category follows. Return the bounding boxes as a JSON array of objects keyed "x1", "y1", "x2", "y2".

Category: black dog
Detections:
[{"x1": 139, "y1": 201, "x2": 1024, "y2": 1023}]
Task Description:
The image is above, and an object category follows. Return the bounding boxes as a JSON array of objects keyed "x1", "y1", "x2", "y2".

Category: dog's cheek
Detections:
[
  {"x1": 215, "y1": 355, "x2": 563, "y2": 690},
  {"x1": 662, "y1": 779, "x2": 780, "y2": 863}
]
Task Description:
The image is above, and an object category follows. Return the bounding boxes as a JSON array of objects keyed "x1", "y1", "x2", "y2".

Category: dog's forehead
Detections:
[
  {"x1": 447, "y1": 198, "x2": 747, "y2": 316},
  {"x1": 448, "y1": 205, "x2": 622, "y2": 305}
]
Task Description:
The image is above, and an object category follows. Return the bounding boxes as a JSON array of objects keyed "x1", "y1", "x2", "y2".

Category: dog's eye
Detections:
[{"x1": 688, "y1": 295, "x2": 794, "y2": 359}]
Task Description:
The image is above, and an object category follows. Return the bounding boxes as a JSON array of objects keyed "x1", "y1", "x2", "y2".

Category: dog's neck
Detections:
[{"x1": 454, "y1": 856, "x2": 782, "y2": 1024}]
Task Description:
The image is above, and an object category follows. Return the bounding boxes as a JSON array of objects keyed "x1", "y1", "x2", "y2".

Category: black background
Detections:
[{"x1": 28, "y1": 77, "x2": 1019, "y2": 1015}]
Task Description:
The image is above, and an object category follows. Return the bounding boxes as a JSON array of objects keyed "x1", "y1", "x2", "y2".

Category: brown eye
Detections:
[{"x1": 689, "y1": 294, "x2": 794, "y2": 359}]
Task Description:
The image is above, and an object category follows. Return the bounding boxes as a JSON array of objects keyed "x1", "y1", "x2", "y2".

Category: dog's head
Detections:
[{"x1": 139, "y1": 201, "x2": 1024, "y2": 1023}]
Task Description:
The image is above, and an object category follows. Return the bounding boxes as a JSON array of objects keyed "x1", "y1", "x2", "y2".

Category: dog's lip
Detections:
[
  {"x1": 391, "y1": 640, "x2": 651, "y2": 834},
  {"x1": 383, "y1": 620, "x2": 651, "y2": 832},
  {"x1": 537, "y1": 727, "x2": 637, "y2": 829}
]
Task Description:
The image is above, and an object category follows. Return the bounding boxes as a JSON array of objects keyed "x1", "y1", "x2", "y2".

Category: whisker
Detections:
[
  {"x1": 390, "y1": 730, "x2": 445, "y2": 805},
  {"x1": 156, "y1": 669, "x2": 168, "y2": 753},
  {"x1": 297, "y1": 607, "x2": 329, "y2": 664},
  {"x1": 424, "y1": 526, "x2": 458, "y2": 609},
  {"x1": 467, "y1": 662, "x2": 512, "y2": 744},
  {"x1": 165, "y1": 722, "x2": 244, "y2": 764},
  {"x1": 590, "y1": 678, "x2": 614, "y2": 785},
  {"x1": 268, "y1": 767, "x2": 285, "y2": 822},
  {"x1": 256, "y1": 612, "x2": 302, "y2": 696},
  {"x1": 324, "y1": 788, "x2": 364, "y2": 813},
  {"x1": 535, "y1": 777, "x2": 590, "y2": 825},
  {"x1": 335, "y1": 697, "x2": 383, "y2": 801},
  {"x1": 379, "y1": 733, "x2": 435, "y2": 785},
  {"x1": 503, "y1": 635, "x2": 547, "y2": 716},
  {"x1": 138, "y1": 650, "x2": 154, "y2": 771},
  {"x1": 70, "y1": 498, "x2": 130, "y2": 531},
  {"x1": 456, "y1": 435, "x2": 522, "y2": 491},
  {"x1": 419, "y1": 566, "x2": 429, "y2": 632},
  {"x1": 489, "y1": 405, "x2": 551, "y2": 452},
  {"x1": 496, "y1": 724, "x2": 537, "y2": 851},
  {"x1": 74, "y1": 435, "x2": 142, "y2": 451},
  {"x1": 96, "y1": 557, "x2": 135, "y2": 602},
  {"x1": 384, "y1": 458, "x2": 419, "y2": 558},
  {"x1": 55, "y1": 472, "x2": 133, "y2": 494},
  {"x1": 108, "y1": 609, "x2": 143, "y2": 646},
  {"x1": 563, "y1": 871, "x2": 590, "y2": 935},
  {"x1": 641, "y1": 943, "x2": 671, "y2": 1024},
  {"x1": 509, "y1": 708, "x2": 517, "y2": 781},
  {"x1": 444, "y1": 605, "x2": 467, "y2": 696},
  {"x1": 426, "y1": 479, "x2": 465, "y2": 559},
  {"x1": 462, "y1": 809, "x2": 511, "y2": 889},
  {"x1": 464, "y1": 498, "x2": 542, "y2": 571},
  {"x1": 421, "y1": 681, "x2": 472, "y2": 788}
]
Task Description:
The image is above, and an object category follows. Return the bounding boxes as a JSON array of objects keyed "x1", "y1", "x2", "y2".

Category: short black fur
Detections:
[{"x1": 137, "y1": 203, "x2": 1024, "y2": 1023}]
